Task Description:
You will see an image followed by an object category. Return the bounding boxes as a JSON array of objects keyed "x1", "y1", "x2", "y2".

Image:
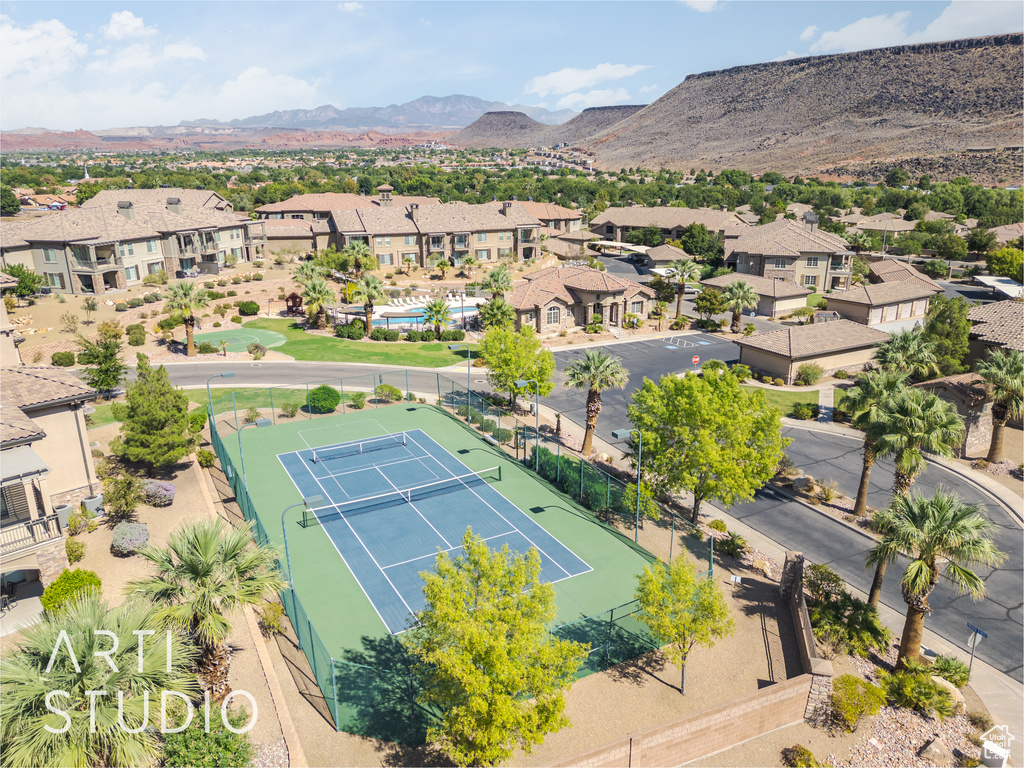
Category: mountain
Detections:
[
  {"x1": 448, "y1": 35, "x2": 1024, "y2": 184},
  {"x1": 178, "y1": 95, "x2": 577, "y2": 131},
  {"x1": 451, "y1": 105, "x2": 649, "y2": 149}
]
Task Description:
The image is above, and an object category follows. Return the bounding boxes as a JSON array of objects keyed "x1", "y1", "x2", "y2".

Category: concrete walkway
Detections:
[{"x1": 817, "y1": 386, "x2": 834, "y2": 423}]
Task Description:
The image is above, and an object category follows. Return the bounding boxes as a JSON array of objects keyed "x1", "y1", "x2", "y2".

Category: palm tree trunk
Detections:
[
  {"x1": 731, "y1": 310, "x2": 741, "y2": 333},
  {"x1": 198, "y1": 641, "x2": 232, "y2": 700},
  {"x1": 867, "y1": 559, "x2": 887, "y2": 608},
  {"x1": 854, "y1": 445, "x2": 875, "y2": 516},
  {"x1": 364, "y1": 306, "x2": 373, "y2": 338},
  {"x1": 897, "y1": 596, "x2": 930, "y2": 669},
  {"x1": 675, "y1": 288, "x2": 683, "y2": 319},
  {"x1": 185, "y1": 318, "x2": 196, "y2": 357},
  {"x1": 582, "y1": 388, "x2": 601, "y2": 456},
  {"x1": 987, "y1": 410, "x2": 1008, "y2": 463}
]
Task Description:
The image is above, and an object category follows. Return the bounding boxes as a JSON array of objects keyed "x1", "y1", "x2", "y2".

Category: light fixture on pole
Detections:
[
  {"x1": 514, "y1": 378, "x2": 540, "y2": 471},
  {"x1": 281, "y1": 495, "x2": 324, "y2": 588},
  {"x1": 237, "y1": 418, "x2": 271, "y2": 488},
  {"x1": 460, "y1": 291, "x2": 466, "y2": 330},
  {"x1": 207, "y1": 371, "x2": 235, "y2": 413},
  {"x1": 611, "y1": 428, "x2": 643, "y2": 544},
  {"x1": 448, "y1": 345, "x2": 473, "y2": 405}
]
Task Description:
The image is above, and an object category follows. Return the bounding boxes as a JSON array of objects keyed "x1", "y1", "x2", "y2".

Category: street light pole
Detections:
[
  {"x1": 207, "y1": 371, "x2": 235, "y2": 414},
  {"x1": 237, "y1": 418, "x2": 271, "y2": 489},
  {"x1": 281, "y1": 495, "x2": 324, "y2": 589},
  {"x1": 514, "y1": 378, "x2": 539, "y2": 471},
  {"x1": 447, "y1": 345, "x2": 472, "y2": 406},
  {"x1": 611, "y1": 428, "x2": 643, "y2": 544},
  {"x1": 460, "y1": 291, "x2": 466, "y2": 330}
]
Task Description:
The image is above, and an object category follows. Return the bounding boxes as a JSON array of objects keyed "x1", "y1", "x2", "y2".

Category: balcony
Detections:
[
  {"x1": 429, "y1": 241, "x2": 446, "y2": 252},
  {"x1": 830, "y1": 261, "x2": 851, "y2": 273},
  {"x1": 519, "y1": 230, "x2": 538, "y2": 244},
  {"x1": 72, "y1": 256, "x2": 123, "y2": 272},
  {"x1": 0, "y1": 514, "x2": 62, "y2": 557},
  {"x1": 454, "y1": 238, "x2": 469, "y2": 249}
]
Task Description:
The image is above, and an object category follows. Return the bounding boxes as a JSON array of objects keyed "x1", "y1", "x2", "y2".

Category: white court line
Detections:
[
  {"x1": 382, "y1": 531, "x2": 517, "y2": 570},
  {"x1": 323, "y1": 455, "x2": 440, "y2": 486},
  {"x1": 374, "y1": 465, "x2": 453, "y2": 550},
  {"x1": 405, "y1": 431, "x2": 577, "y2": 580}
]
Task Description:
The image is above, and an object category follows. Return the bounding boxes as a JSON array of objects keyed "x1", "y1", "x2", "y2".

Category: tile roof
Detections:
[
  {"x1": 0, "y1": 397, "x2": 44, "y2": 447},
  {"x1": 868, "y1": 260, "x2": 943, "y2": 291},
  {"x1": 917, "y1": 372, "x2": 988, "y2": 404},
  {"x1": 256, "y1": 192, "x2": 440, "y2": 214},
  {"x1": 988, "y1": 222, "x2": 1024, "y2": 243},
  {"x1": 0, "y1": 272, "x2": 18, "y2": 286},
  {"x1": 852, "y1": 213, "x2": 918, "y2": 233},
  {"x1": 967, "y1": 300, "x2": 1024, "y2": 351},
  {"x1": 730, "y1": 218, "x2": 851, "y2": 257},
  {"x1": 701, "y1": 273, "x2": 812, "y2": 299},
  {"x1": 329, "y1": 203, "x2": 543, "y2": 237},
  {"x1": 645, "y1": 244, "x2": 690, "y2": 262},
  {"x1": 590, "y1": 206, "x2": 750, "y2": 234},
  {"x1": 734, "y1": 319, "x2": 890, "y2": 358},
  {"x1": 82, "y1": 189, "x2": 231, "y2": 211},
  {"x1": 1, "y1": 367, "x2": 96, "y2": 409},
  {"x1": 485, "y1": 200, "x2": 582, "y2": 221},
  {"x1": 826, "y1": 282, "x2": 937, "y2": 306},
  {"x1": 261, "y1": 219, "x2": 317, "y2": 238},
  {"x1": 508, "y1": 266, "x2": 653, "y2": 310}
]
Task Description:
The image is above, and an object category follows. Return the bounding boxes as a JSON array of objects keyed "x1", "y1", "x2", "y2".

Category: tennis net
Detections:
[
  {"x1": 311, "y1": 433, "x2": 407, "y2": 463},
  {"x1": 303, "y1": 466, "x2": 502, "y2": 526}
]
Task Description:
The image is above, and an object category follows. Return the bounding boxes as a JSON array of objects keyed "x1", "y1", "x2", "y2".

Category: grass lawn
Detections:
[
  {"x1": 186, "y1": 387, "x2": 359, "y2": 416},
  {"x1": 805, "y1": 292, "x2": 823, "y2": 307},
  {"x1": 85, "y1": 402, "x2": 119, "y2": 429},
  {"x1": 741, "y1": 385, "x2": 818, "y2": 416},
  {"x1": 244, "y1": 318, "x2": 478, "y2": 367}
]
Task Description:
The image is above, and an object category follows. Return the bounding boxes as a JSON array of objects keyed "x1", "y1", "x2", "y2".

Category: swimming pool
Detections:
[{"x1": 371, "y1": 306, "x2": 478, "y2": 328}]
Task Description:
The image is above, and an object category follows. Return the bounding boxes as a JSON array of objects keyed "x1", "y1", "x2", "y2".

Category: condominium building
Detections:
[
  {"x1": 731, "y1": 218, "x2": 853, "y2": 292},
  {"x1": 589, "y1": 206, "x2": 750, "y2": 242}
]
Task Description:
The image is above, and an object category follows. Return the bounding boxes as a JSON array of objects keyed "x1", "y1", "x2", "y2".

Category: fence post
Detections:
[
  {"x1": 331, "y1": 658, "x2": 340, "y2": 731},
  {"x1": 269, "y1": 387, "x2": 276, "y2": 425},
  {"x1": 339, "y1": 379, "x2": 345, "y2": 414},
  {"x1": 436, "y1": 373, "x2": 441, "y2": 406},
  {"x1": 405, "y1": 370, "x2": 410, "y2": 403},
  {"x1": 605, "y1": 605, "x2": 614, "y2": 665},
  {"x1": 308, "y1": 618, "x2": 318, "y2": 680},
  {"x1": 306, "y1": 382, "x2": 311, "y2": 419},
  {"x1": 232, "y1": 393, "x2": 239, "y2": 432}
]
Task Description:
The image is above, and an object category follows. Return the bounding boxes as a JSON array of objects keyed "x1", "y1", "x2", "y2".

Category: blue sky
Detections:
[{"x1": 1, "y1": 1, "x2": 1021, "y2": 130}]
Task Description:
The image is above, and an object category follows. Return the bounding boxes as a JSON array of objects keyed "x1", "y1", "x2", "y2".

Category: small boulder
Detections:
[
  {"x1": 793, "y1": 475, "x2": 816, "y2": 493},
  {"x1": 919, "y1": 735, "x2": 952, "y2": 767},
  {"x1": 931, "y1": 675, "x2": 965, "y2": 713}
]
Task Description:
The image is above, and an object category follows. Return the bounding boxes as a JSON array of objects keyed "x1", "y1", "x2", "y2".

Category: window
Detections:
[
  {"x1": 498, "y1": 248, "x2": 512, "y2": 259},
  {"x1": 546, "y1": 306, "x2": 560, "y2": 326},
  {"x1": 805, "y1": 256, "x2": 819, "y2": 268},
  {"x1": 380, "y1": 254, "x2": 393, "y2": 265},
  {"x1": 147, "y1": 239, "x2": 158, "y2": 253},
  {"x1": 773, "y1": 258, "x2": 787, "y2": 270},
  {"x1": 476, "y1": 249, "x2": 490, "y2": 261},
  {"x1": 215, "y1": 231, "x2": 222, "y2": 242},
  {"x1": 402, "y1": 252, "x2": 417, "y2": 263},
  {"x1": 290, "y1": 214, "x2": 304, "y2": 219},
  {"x1": 803, "y1": 274, "x2": 818, "y2": 287},
  {"x1": 73, "y1": 247, "x2": 90, "y2": 267},
  {"x1": 384, "y1": 236, "x2": 391, "y2": 246},
  {"x1": 124, "y1": 266, "x2": 139, "y2": 282},
  {"x1": 375, "y1": 237, "x2": 383, "y2": 247},
  {"x1": 147, "y1": 262, "x2": 162, "y2": 275},
  {"x1": 605, "y1": 225, "x2": 614, "y2": 235},
  {"x1": 525, "y1": 312, "x2": 535, "y2": 322},
  {"x1": 45, "y1": 273, "x2": 65, "y2": 289},
  {"x1": 42, "y1": 247, "x2": 58, "y2": 263},
  {"x1": 477, "y1": 232, "x2": 487, "y2": 242},
  {"x1": 118, "y1": 242, "x2": 135, "y2": 258},
  {"x1": 631, "y1": 301, "x2": 644, "y2": 314},
  {"x1": 404, "y1": 235, "x2": 416, "y2": 245},
  {"x1": 232, "y1": 247, "x2": 242, "y2": 259}
]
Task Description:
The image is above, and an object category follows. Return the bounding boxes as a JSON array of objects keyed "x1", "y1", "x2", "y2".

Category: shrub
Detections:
[
  {"x1": 142, "y1": 480, "x2": 176, "y2": 507},
  {"x1": 718, "y1": 531, "x2": 747, "y2": 558},
  {"x1": 125, "y1": 323, "x2": 144, "y2": 334},
  {"x1": 350, "y1": 391, "x2": 367, "y2": 410},
  {"x1": 128, "y1": 328, "x2": 146, "y2": 346},
  {"x1": 742, "y1": 323, "x2": 756, "y2": 336},
  {"x1": 833, "y1": 369, "x2": 849, "y2": 379},
  {"x1": 797, "y1": 363, "x2": 824, "y2": 385},
  {"x1": 205, "y1": 281, "x2": 216, "y2": 289},
  {"x1": 51, "y1": 351, "x2": 76, "y2": 366},
  {"x1": 103, "y1": 472, "x2": 144, "y2": 522},
  {"x1": 792, "y1": 403, "x2": 819, "y2": 420},
  {"x1": 420, "y1": 330, "x2": 436, "y2": 341},
  {"x1": 773, "y1": 377, "x2": 785, "y2": 386},
  {"x1": 111, "y1": 522, "x2": 150, "y2": 557},
  {"x1": 157, "y1": 316, "x2": 184, "y2": 331},
  {"x1": 831, "y1": 675, "x2": 885, "y2": 732},
  {"x1": 230, "y1": 316, "x2": 243, "y2": 324},
  {"x1": 781, "y1": 744, "x2": 821, "y2": 767},
  {"x1": 247, "y1": 342, "x2": 267, "y2": 360},
  {"x1": 879, "y1": 668, "x2": 954, "y2": 718},
  {"x1": 207, "y1": 291, "x2": 226, "y2": 300},
  {"x1": 188, "y1": 410, "x2": 207, "y2": 434},
  {"x1": 252, "y1": 273, "x2": 263, "y2": 281},
  {"x1": 585, "y1": 323, "x2": 604, "y2": 334},
  {"x1": 708, "y1": 519, "x2": 727, "y2": 533},
  {"x1": 66, "y1": 510, "x2": 97, "y2": 537},
  {"x1": 40, "y1": 568, "x2": 102, "y2": 613},
  {"x1": 232, "y1": 276, "x2": 243, "y2": 285},
  {"x1": 65, "y1": 538, "x2": 85, "y2": 565},
  {"x1": 254, "y1": 260, "x2": 264, "y2": 268},
  {"x1": 816, "y1": 479, "x2": 838, "y2": 504},
  {"x1": 804, "y1": 563, "x2": 845, "y2": 603},
  {"x1": 161, "y1": 705, "x2": 254, "y2": 768},
  {"x1": 308, "y1": 384, "x2": 341, "y2": 413},
  {"x1": 439, "y1": 329, "x2": 466, "y2": 342},
  {"x1": 244, "y1": 406, "x2": 261, "y2": 424},
  {"x1": 932, "y1": 655, "x2": 970, "y2": 688},
  {"x1": 731, "y1": 364, "x2": 751, "y2": 382},
  {"x1": 217, "y1": 279, "x2": 227, "y2": 286},
  {"x1": 405, "y1": 330, "x2": 422, "y2": 342},
  {"x1": 197, "y1": 448, "x2": 216, "y2": 468},
  {"x1": 375, "y1": 383, "x2": 403, "y2": 403},
  {"x1": 127, "y1": 297, "x2": 143, "y2": 309},
  {"x1": 197, "y1": 342, "x2": 218, "y2": 354},
  {"x1": 385, "y1": 329, "x2": 400, "y2": 341},
  {"x1": 238, "y1": 300, "x2": 260, "y2": 316},
  {"x1": 143, "y1": 293, "x2": 158, "y2": 304},
  {"x1": 809, "y1": 592, "x2": 890, "y2": 657},
  {"x1": 258, "y1": 602, "x2": 287, "y2": 638}
]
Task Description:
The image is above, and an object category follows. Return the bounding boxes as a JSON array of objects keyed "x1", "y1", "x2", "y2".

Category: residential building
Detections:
[
  {"x1": 733, "y1": 319, "x2": 890, "y2": 384},
  {"x1": 731, "y1": 218, "x2": 853, "y2": 292},
  {"x1": 254, "y1": 186, "x2": 440, "y2": 221},
  {"x1": 916, "y1": 373, "x2": 992, "y2": 458},
  {"x1": 589, "y1": 206, "x2": 749, "y2": 244},
  {"x1": 486, "y1": 199, "x2": 584, "y2": 233},
  {"x1": 701, "y1": 273, "x2": 812, "y2": 318},
  {"x1": 849, "y1": 212, "x2": 918, "y2": 241},
  {"x1": 987, "y1": 221, "x2": 1024, "y2": 245},
  {"x1": 82, "y1": 188, "x2": 234, "y2": 212},
  {"x1": 966, "y1": 300, "x2": 1024, "y2": 364},
  {"x1": 506, "y1": 265, "x2": 655, "y2": 334},
  {"x1": 825, "y1": 283, "x2": 935, "y2": 329},
  {"x1": 262, "y1": 218, "x2": 332, "y2": 255},
  {"x1": 642, "y1": 243, "x2": 690, "y2": 269},
  {"x1": 867, "y1": 259, "x2": 944, "y2": 292}
]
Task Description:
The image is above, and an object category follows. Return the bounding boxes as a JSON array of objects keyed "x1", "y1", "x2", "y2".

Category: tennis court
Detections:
[{"x1": 278, "y1": 427, "x2": 591, "y2": 633}]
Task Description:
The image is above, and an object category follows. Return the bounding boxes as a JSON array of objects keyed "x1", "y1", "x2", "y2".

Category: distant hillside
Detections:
[
  {"x1": 451, "y1": 112, "x2": 551, "y2": 148},
  {"x1": 547, "y1": 105, "x2": 646, "y2": 145}
]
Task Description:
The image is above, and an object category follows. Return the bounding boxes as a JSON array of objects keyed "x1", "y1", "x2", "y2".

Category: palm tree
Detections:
[
  {"x1": 301, "y1": 276, "x2": 335, "y2": 329},
  {"x1": 667, "y1": 257, "x2": 700, "y2": 318},
  {"x1": 874, "y1": 329, "x2": 940, "y2": 381},
  {"x1": 564, "y1": 349, "x2": 630, "y2": 455},
  {"x1": 720, "y1": 281, "x2": 759, "y2": 333},
  {"x1": 165, "y1": 281, "x2": 210, "y2": 357},
  {"x1": 422, "y1": 298, "x2": 453, "y2": 338},
  {"x1": 461, "y1": 255, "x2": 478, "y2": 278},
  {"x1": 845, "y1": 232, "x2": 872, "y2": 254},
  {"x1": 0, "y1": 595, "x2": 197, "y2": 768},
  {"x1": 403, "y1": 254, "x2": 416, "y2": 275},
  {"x1": 841, "y1": 370, "x2": 909, "y2": 516},
  {"x1": 436, "y1": 258, "x2": 452, "y2": 280},
  {"x1": 481, "y1": 264, "x2": 513, "y2": 299},
  {"x1": 976, "y1": 348, "x2": 1023, "y2": 463},
  {"x1": 352, "y1": 274, "x2": 386, "y2": 337},
  {"x1": 478, "y1": 296, "x2": 515, "y2": 329},
  {"x1": 293, "y1": 261, "x2": 326, "y2": 287},
  {"x1": 867, "y1": 489, "x2": 1004, "y2": 667},
  {"x1": 343, "y1": 240, "x2": 372, "y2": 276},
  {"x1": 127, "y1": 518, "x2": 286, "y2": 698},
  {"x1": 863, "y1": 387, "x2": 965, "y2": 607},
  {"x1": 82, "y1": 296, "x2": 98, "y2": 324}
]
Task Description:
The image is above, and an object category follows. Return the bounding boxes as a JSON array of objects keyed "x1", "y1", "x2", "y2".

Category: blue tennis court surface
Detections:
[{"x1": 278, "y1": 428, "x2": 592, "y2": 633}]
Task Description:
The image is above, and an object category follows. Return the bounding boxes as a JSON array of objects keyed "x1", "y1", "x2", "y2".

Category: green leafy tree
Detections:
[
  {"x1": 300, "y1": 275, "x2": 334, "y2": 329},
  {"x1": 874, "y1": 329, "x2": 940, "y2": 381},
  {"x1": 693, "y1": 287, "x2": 726, "y2": 321},
  {"x1": 351, "y1": 274, "x2": 386, "y2": 337},
  {"x1": 885, "y1": 167, "x2": 910, "y2": 187},
  {"x1": 867, "y1": 490, "x2": 1004, "y2": 667},
  {"x1": 422, "y1": 297, "x2": 452, "y2": 338},
  {"x1": 76, "y1": 335, "x2": 129, "y2": 398},
  {"x1": 845, "y1": 232, "x2": 873, "y2": 254},
  {"x1": 933, "y1": 233, "x2": 968, "y2": 262},
  {"x1": 625, "y1": 225, "x2": 663, "y2": 247},
  {"x1": 627, "y1": 369, "x2": 788, "y2": 523},
  {"x1": 404, "y1": 530, "x2": 588, "y2": 766},
  {"x1": 128, "y1": 518, "x2": 286, "y2": 698},
  {"x1": 0, "y1": 595, "x2": 198, "y2": 768},
  {"x1": 635, "y1": 556, "x2": 734, "y2": 694},
  {"x1": 920, "y1": 296, "x2": 970, "y2": 376},
  {"x1": 0, "y1": 186, "x2": 20, "y2": 216},
  {"x1": 481, "y1": 264, "x2": 513, "y2": 298},
  {"x1": 164, "y1": 281, "x2": 210, "y2": 357},
  {"x1": 678, "y1": 223, "x2": 724, "y2": 261},
  {"x1": 720, "y1": 280, "x2": 759, "y2": 332},
  {"x1": 314, "y1": 246, "x2": 353, "y2": 275},
  {"x1": 563, "y1": 349, "x2": 629, "y2": 456},
  {"x1": 841, "y1": 371, "x2": 909, "y2": 517},
  {"x1": 477, "y1": 296, "x2": 515, "y2": 329},
  {"x1": 966, "y1": 227, "x2": 998, "y2": 255},
  {"x1": 666, "y1": 257, "x2": 700, "y2": 318},
  {"x1": 111, "y1": 354, "x2": 196, "y2": 476},
  {"x1": 480, "y1": 325, "x2": 555, "y2": 404},
  {"x1": 1, "y1": 264, "x2": 44, "y2": 302},
  {"x1": 986, "y1": 246, "x2": 1023, "y2": 283},
  {"x1": 975, "y1": 348, "x2": 1024, "y2": 462}
]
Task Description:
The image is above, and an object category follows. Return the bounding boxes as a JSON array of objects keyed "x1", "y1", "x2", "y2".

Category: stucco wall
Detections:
[
  {"x1": 739, "y1": 346, "x2": 879, "y2": 384},
  {"x1": 25, "y1": 404, "x2": 97, "y2": 497}
]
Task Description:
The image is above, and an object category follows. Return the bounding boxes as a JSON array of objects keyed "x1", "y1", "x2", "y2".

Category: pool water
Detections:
[{"x1": 371, "y1": 306, "x2": 478, "y2": 328}]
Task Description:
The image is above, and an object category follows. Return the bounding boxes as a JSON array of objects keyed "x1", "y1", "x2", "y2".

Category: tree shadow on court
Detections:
[{"x1": 554, "y1": 614, "x2": 661, "y2": 685}]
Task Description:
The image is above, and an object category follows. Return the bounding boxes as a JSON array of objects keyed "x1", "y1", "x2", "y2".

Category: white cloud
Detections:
[
  {"x1": 85, "y1": 40, "x2": 206, "y2": 76},
  {"x1": 163, "y1": 42, "x2": 206, "y2": 61},
  {"x1": 1, "y1": 15, "x2": 87, "y2": 79},
  {"x1": 525, "y1": 63, "x2": 649, "y2": 97},
  {"x1": 213, "y1": 67, "x2": 320, "y2": 117},
  {"x1": 771, "y1": 51, "x2": 800, "y2": 62},
  {"x1": 799, "y1": 25, "x2": 817, "y2": 41},
  {"x1": 339, "y1": 2, "x2": 363, "y2": 12},
  {"x1": 810, "y1": 11, "x2": 912, "y2": 53},
  {"x1": 102, "y1": 11, "x2": 156, "y2": 40},
  {"x1": 555, "y1": 88, "x2": 631, "y2": 111},
  {"x1": 681, "y1": 0, "x2": 718, "y2": 11},
  {"x1": 639, "y1": 84, "x2": 659, "y2": 94}
]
